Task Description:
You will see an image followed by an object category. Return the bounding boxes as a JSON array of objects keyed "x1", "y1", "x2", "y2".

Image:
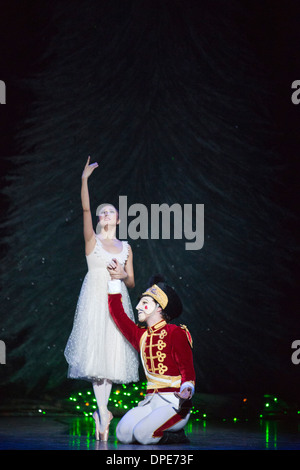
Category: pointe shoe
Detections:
[
  {"x1": 93, "y1": 410, "x2": 101, "y2": 440},
  {"x1": 99, "y1": 411, "x2": 113, "y2": 442}
]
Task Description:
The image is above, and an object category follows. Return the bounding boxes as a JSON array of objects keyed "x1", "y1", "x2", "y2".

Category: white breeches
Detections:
[{"x1": 116, "y1": 392, "x2": 191, "y2": 445}]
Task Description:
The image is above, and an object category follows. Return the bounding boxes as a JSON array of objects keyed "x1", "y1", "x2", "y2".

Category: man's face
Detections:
[{"x1": 136, "y1": 296, "x2": 159, "y2": 322}]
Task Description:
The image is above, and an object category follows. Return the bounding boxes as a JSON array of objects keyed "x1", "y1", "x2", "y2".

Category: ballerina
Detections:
[{"x1": 64, "y1": 157, "x2": 139, "y2": 440}]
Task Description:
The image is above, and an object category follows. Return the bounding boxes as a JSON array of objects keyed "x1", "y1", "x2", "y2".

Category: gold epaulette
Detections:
[{"x1": 180, "y1": 324, "x2": 193, "y2": 348}]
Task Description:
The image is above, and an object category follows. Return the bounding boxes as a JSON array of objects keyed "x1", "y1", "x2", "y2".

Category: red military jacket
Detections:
[{"x1": 108, "y1": 293, "x2": 196, "y2": 395}]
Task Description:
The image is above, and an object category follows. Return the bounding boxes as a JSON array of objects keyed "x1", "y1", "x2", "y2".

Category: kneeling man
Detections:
[{"x1": 107, "y1": 274, "x2": 196, "y2": 445}]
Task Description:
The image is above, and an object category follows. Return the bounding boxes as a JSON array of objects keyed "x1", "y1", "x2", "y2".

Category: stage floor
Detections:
[{"x1": 0, "y1": 415, "x2": 299, "y2": 451}]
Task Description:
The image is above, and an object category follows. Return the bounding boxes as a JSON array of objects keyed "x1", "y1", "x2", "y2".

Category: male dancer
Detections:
[{"x1": 107, "y1": 274, "x2": 196, "y2": 445}]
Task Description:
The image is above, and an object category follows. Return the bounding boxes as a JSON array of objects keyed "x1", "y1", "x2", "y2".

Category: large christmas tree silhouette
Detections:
[{"x1": 0, "y1": 0, "x2": 298, "y2": 401}]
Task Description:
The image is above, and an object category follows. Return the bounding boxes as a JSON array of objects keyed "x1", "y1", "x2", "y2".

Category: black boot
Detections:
[{"x1": 159, "y1": 429, "x2": 190, "y2": 445}]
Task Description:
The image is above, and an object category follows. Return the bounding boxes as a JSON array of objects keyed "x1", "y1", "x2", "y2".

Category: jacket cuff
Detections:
[{"x1": 108, "y1": 279, "x2": 122, "y2": 294}]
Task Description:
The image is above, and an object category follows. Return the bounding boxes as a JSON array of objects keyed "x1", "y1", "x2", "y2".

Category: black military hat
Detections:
[{"x1": 141, "y1": 274, "x2": 183, "y2": 321}]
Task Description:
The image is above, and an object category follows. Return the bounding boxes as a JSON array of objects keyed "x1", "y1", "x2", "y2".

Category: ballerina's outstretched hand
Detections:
[{"x1": 82, "y1": 156, "x2": 98, "y2": 179}]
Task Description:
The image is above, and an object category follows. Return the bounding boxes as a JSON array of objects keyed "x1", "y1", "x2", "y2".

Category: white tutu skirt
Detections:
[{"x1": 64, "y1": 240, "x2": 139, "y2": 384}]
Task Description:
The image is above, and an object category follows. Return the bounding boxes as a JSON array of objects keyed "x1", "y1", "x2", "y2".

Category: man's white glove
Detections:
[
  {"x1": 180, "y1": 382, "x2": 195, "y2": 397},
  {"x1": 107, "y1": 279, "x2": 122, "y2": 294}
]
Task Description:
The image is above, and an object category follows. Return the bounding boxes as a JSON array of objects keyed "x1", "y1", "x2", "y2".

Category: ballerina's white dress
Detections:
[{"x1": 64, "y1": 236, "x2": 139, "y2": 383}]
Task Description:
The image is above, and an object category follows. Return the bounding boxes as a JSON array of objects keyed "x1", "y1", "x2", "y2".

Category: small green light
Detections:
[
  {"x1": 265, "y1": 403, "x2": 270, "y2": 407},
  {"x1": 202, "y1": 413, "x2": 207, "y2": 418}
]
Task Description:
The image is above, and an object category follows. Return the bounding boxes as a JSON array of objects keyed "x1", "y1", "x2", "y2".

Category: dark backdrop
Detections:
[{"x1": 0, "y1": 0, "x2": 299, "y2": 402}]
